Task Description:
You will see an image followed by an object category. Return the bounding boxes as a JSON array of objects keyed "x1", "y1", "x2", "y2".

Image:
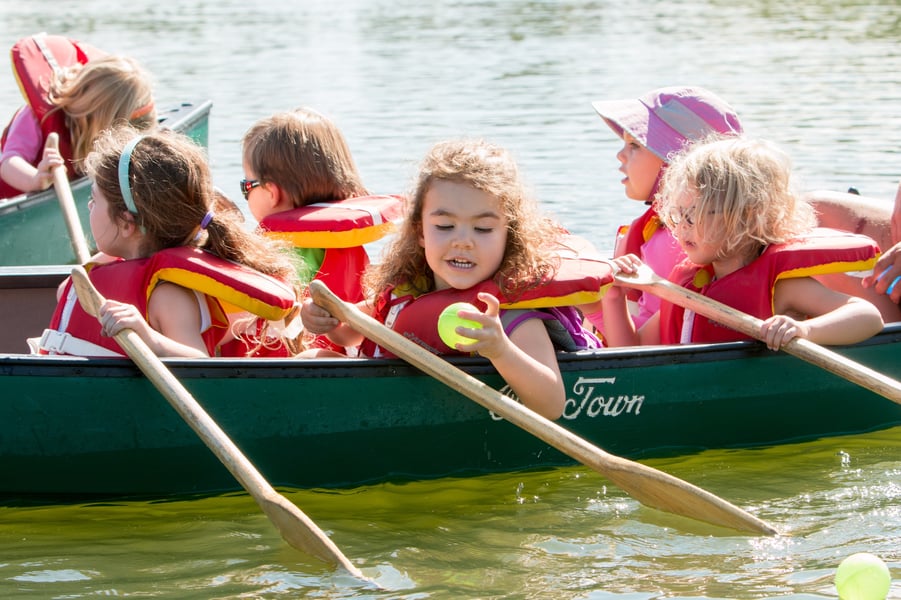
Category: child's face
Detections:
[
  {"x1": 419, "y1": 179, "x2": 508, "y2": 291},
  {"x1": 616, "y1": 133, "x2": 665, "y2": 201},
  {"x1": 241, "y1": 159, "x2": 282, "y2": 222},
  {"x1": 667, "y1": 191, "x2": 722, "y2": 267}
]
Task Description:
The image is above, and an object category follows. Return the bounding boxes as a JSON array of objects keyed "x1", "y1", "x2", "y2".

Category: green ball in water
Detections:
[
  {"x1": 835, "y1": 552, "x2": 891, "y2": 600},
  {"x1": 437, "y1": 302, "x2": 483, "y2": 348}
]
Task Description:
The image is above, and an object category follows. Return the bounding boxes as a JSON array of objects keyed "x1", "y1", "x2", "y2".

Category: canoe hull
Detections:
[
  {"x1": 0, "y1": 101, "x2": 212, "y2": 266},
  {"x1": 4, "y1": 330, "x2": 901, "y2": 499}
]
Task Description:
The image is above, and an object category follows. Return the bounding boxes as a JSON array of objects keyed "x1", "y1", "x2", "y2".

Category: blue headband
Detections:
[{"x1": 118, "y1": 136, "x2": 145, "y2": 215}]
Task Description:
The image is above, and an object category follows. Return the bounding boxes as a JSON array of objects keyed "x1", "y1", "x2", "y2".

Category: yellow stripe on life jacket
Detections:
[
  {"x1": 145, "y1": 247, "x2": 297, "y2": 322},
  {"x1": 260, "y1": 194, "x2": 405, "y2": 249}
]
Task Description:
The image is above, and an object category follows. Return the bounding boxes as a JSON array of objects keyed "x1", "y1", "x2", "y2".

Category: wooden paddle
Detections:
[
  {"x1": 309, "y1": 280, "x2": 777, "y2": 536},
  {"x1": 46, "y1": 133, "x2": 92, "y2": 264},
  {"x1": 614, "y1": 264, "x2": 901, "y2": 406},
  {"x1": 70, "y1": 267, "x2": 371, "y2": 581}
]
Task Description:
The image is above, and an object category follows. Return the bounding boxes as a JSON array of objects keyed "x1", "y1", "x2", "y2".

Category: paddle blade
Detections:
[{"x1": 259, "y1": 492, "x2": 371, "y2": 581}]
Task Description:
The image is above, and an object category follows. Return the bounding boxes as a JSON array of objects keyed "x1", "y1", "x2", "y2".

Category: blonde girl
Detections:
[
  {"x1": 1, "y1": 54, "x2": 156, "y2": 195},
  {"x1": 602, "y1": 136, "x2": 883, "y2": 349},
  {"x1": 303, "y1": 139, "x2": 598, "y2": 420}
]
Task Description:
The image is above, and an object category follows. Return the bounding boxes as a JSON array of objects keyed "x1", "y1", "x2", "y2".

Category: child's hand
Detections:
[
  {"x1": 862, "y1": 242, "x2": 901, "y2": 303},
  {"x1": 604, "y1": 254, "x2": 645, "y2": 301},
  {"x1": 300, "y1": 297, "x2": 339, "y2": 334},
  {"x1": 610, "y1": 253, "x2": 644, "y2": 274},
  {"x1": 35, "y1": 145, "x2": 64, "y2": 190},
  {"x1": 759, "y1": 314, "x2": 809, "y2": 350},
  {"x1": 98, "y1": 299, "x2": 150, "y2": 339},
  {"x1": 447, "y1": 293, "x2": 511, "y2": 359}
]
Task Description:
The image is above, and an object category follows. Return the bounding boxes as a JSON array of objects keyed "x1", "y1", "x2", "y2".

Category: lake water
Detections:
[{"x1": 0, "y1": 1, "x2": 899, "y2": 598}]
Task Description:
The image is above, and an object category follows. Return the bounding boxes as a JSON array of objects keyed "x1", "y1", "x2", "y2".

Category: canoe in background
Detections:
[
  {"x1": 2, "y1": 265, "x2": 900, "y2": 501},
  {"x1": 0, "y1": 100, "x2": 212, "y2": 267}
]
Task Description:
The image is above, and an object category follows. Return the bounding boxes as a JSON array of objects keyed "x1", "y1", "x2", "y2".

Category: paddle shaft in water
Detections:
[
  {"x1": 615, "y1": 265, "x2": 901, "y2": 406},
  {"x1": 69, "y1": 267, "x2": 372, "y2": 582},
  {"x1": 46, "y1": 133, "x2": 92, "y2": 264},
  {"x1": 309, "y1": 280, "x2": 777, "y2": 536}
]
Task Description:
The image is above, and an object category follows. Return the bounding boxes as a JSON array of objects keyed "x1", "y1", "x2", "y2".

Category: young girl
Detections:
[
  {"x1": 1, "y1": 35, "x2": 156, "y2": 198},
  {"x1": 302, "y1": 139, "x2": 602, "y2": 420},
  {"x1": 580, "y1": 86, "x2": 743, "y2": 335},
  {"x1": 601, "y1": 136, "x2": 884, "y2": 349},
  {"x1": 241, "y1": 107, "x2": 402, "y2": 353},
  {"x1": 38, "y1": 128, "x2": 299, "y2": 358}
]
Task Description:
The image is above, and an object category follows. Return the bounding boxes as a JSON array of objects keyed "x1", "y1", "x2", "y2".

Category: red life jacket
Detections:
[
  {"x1": 0, "y1": 34, "x2": 105, "y2": 198},
  {"x1": 659, "y1": 228, "x2": 879, "y2": 344},
  {"x1": 613, "y1": 206, "x2": 664, "y2": 302},
  {"x1": 43, "y1": 247, "x2": 297, "y2": 357},
  {"x1": 259, "y1": 194, "x2": 404, "y2": 354},
  {"x1": 359, "y1": 249, "x2": 613, "y2": 358}
]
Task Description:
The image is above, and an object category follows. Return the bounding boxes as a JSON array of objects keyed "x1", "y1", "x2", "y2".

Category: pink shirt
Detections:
[
  {"x1": 634, "y1": 225, "x2": 685, "y2": 328},
  {"x1": 0, "y1": 105, "x2": 44, "y2": 167}
]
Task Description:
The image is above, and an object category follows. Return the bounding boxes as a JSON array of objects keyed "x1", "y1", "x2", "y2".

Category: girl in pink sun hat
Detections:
[{"x1": 580, "y1": 86, "x2": 744, "y2": 337}]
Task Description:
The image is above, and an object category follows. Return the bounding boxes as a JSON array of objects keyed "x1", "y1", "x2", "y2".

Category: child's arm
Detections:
[
  {"x1": 300, "y1": 297, "x2": 367, "y2": 347},
  {"x1": 449, "y1": 293, "x2": 565, "y2": 420},
  {"x1": 767, "y1": 277, "x2": 884, "y2": 349},
  {"x1": 0, "y1": 131, "x2": 64, "y2": 193},
  {"x1": 99, "y1": 282, "x2": 209, "y2": 358}
]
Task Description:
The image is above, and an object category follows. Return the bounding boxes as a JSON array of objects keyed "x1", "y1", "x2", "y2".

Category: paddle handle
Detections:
[
  {"x1": 616, "y1": 269, "x2": 901, "y2": 406},
  {"x1": 46, "y1": 133, "x2": 92, "y2": 264},
  {"x1": 69, "y1": 268, "x2": 368, "y2": 579},
  {"x1": 309, "y1": 280, "x2": 777, "y2": 536}
]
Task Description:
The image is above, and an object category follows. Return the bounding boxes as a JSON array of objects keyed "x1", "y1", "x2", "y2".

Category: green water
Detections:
[{"x1": 2, "y1": 425, "x2": 898, "y2": 598}]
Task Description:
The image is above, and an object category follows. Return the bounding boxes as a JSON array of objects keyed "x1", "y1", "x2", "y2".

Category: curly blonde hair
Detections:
[
  {"x1": 656, "y1": 136, "x2": 816, "y2": 262},
  {"x1": 242, "y1": 107, "x2": 368, "y2": 207},
  {"x1": 365, "y1": 139, "x2": 563, "y2": 300},
  {"x1": 49, "y1": 55, "x2": 157, "y2": 171}
]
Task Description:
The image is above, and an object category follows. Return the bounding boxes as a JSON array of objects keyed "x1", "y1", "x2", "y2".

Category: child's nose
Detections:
[{"x1": 452, "y1": 230, "x2": 475, "y2": 247}]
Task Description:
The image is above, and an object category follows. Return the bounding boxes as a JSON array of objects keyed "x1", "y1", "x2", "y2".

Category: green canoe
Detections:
[
  {"x1": 1, "y1": 266, "x2": 900, "y2": 500},
  {"x1": 0, "y1": 100, "x2": 212, "y2": 267}
]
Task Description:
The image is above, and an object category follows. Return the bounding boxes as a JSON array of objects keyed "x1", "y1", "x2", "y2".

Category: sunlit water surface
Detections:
[{"x1": 0, "y1": 1, "x2": 899, "y2": 597}]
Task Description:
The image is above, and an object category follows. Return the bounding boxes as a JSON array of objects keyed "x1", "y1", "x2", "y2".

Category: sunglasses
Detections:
[{"x1": 239, "y1": 178, "x2": 261, "y2": 200}]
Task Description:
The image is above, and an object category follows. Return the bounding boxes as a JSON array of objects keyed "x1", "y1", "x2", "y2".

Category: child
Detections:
[
  {"x1": 37, "y1": 128, "x2": 299, "y2": 358},
  {"x1": 601, "y1": 136, "x2": 884, "y2": 349},
  {"x1": 241, "y1": 107, "x2": 402, "y2": 353},
  {"x1": 1, "y1": 34, "x2": 156, "y2": 198},
  {"x1": 302, "y1": 139, "x2": 602, "y2": 420},
  {"x1": 580, "y1": 86, "x2": 743, "y2": 335}
]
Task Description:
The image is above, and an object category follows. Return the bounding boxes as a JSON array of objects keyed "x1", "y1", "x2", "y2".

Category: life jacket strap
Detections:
[{"x1": 34, "y1": 328, "x2": 125, "y2": 357}]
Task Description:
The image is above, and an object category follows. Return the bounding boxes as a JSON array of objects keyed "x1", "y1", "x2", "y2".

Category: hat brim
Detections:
[
  {"x1": 591, "y1": 98, "x2": 652, "y2": 151},
  {"x1": 591, "y1": 98, "x2": 686, "y2": 162}
]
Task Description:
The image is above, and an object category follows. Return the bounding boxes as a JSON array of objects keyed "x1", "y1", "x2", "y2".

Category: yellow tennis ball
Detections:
[
  {"x1": 437, "y1": 302, "x2": 483, "y2": 348},
  {"x1": 835, "y1": 552, "x2": 891, "y2": 600}
]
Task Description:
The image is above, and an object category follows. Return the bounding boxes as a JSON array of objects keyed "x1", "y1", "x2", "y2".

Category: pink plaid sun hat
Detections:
[{"x1": 591, "y1": 86, "x2": 743, "y2": 162}]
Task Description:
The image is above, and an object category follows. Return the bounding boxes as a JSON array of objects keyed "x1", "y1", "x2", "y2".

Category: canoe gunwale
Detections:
[{"x1": 3, "y1": 321, "x2": 901, "y2": 377}]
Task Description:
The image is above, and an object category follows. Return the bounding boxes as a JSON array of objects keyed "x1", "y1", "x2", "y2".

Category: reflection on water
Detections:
[
  {"x1": 0, "y1": 1, "x2": 899, "y2": 597},
  {"x1": 0, "y1": 426, "x2": 899, "y2": 598}
]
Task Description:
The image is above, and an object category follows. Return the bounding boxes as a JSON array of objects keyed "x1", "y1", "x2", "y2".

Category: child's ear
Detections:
[
  {"x1": 264, "y1": 182, "x2": 287, "y2": 209},
  {"x1": 119, "y1": 212, "x2": 139, "y2": 236}
]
